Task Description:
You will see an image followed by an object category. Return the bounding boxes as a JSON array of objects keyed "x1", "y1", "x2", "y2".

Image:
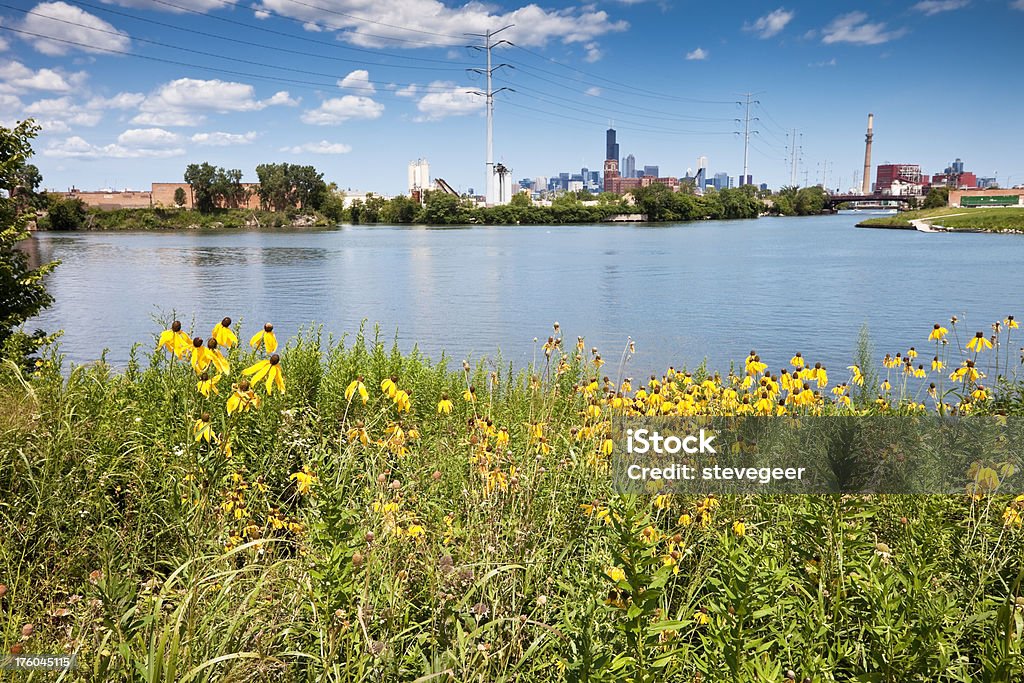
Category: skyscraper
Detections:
[
  {"x1": 623, "y1": 154, "x2": 636, "y2": 179},
  {"x1": 605, "y1": 128, "x2": 619, "y2": 163},
  {"x1": 643, "y1": 165, "x2": 659, "y2": 178}
]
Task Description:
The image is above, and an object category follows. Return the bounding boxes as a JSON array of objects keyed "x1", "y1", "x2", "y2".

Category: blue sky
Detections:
[{"x1": 2, "y1": 0, "x2": 1023, "y2": 195}]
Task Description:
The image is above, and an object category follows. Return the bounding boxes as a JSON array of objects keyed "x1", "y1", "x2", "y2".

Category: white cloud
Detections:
[
  {"x1": 253, "y1": 0, "x2": 627, "y2": 49},
  {"x1": 190, "y1": 131, "x2": 259, "y2": 145},
  {"x1": 21, "y1": 2, "x2": 130, "y2": 56},
  {"x1": 0, "y1": 61, "x2": 83, "y2": 93},
  {"x1": 584, "y1": 87, "x2": 602, "y2": 97},
  {"x1": 685, "y1": 47, "x2": 708, "y2": 60},
  {"x1": 302, "y1": 21, "x2": 322, "y2": 32},
  {"x1": 583, "y1": 42, "x2": 602, "y2": 63},
  {"x1": 1010, "y1": 0, "x2": 1024, "y2": 8},
  {"x1": 809, "y1": 58, "x2": 837, "y2": 67},
  {"x1": 99, "y1": 0, "x2": 229, "y2": 11},
  {"x1": 394, "y1": 84, "x2": 419, "y2": 98},
  {"x1": 913, "y1": 0, "x2": 969, "y2": 15},
  {"x1": 414, "y1": 82, "x2": 484, "y2": 121},
  {"x1": 132, "y1": 78, "x2": 296, "y2": 126},
  {"x1": 24, "y1": 96, "x2": 103, "y2": 131},
  {"x1": 117, "y1": 127, "x2": 180, "y2": 147},
  {"x1": 822, "y1": 12, "x2": 906, "y2": 45},
  {"x1": 744, "y1": 8, "x2": 795, "y2": 38},
  {"x1": 0, "y1": 19, "x2": 8, "y2": 51},
  {"x1": 339, "y1": 69, "x2": 375, "y2": 94},
  {"x1": 86, "y1": 92, "x2": 145, "y2": 109},
  {"x1": 43, "y1": 130, "x2": 186, "y2": 159},
  {"x1": 280, "y1": 140, "x2": 352, "y2": 154},
  {"x1": 301, "y1": 96, "x2": 384, "y2": 125}
]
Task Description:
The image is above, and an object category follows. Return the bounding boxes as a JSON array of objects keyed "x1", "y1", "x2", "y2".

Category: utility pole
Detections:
[
  {"x1": 467, "y1": 25, "x2": 514, "y2": 206},
  {"x1": 786, "y1": 129, "x2": 802, "y2": 187},
  {"x1": 735, "y1": 93, "x2": 759, "y2": 186}
]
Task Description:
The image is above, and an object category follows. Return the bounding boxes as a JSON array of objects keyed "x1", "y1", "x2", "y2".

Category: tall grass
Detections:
[{"x1": 0, "y1": 325, "x2": 1022, "y2": 681}]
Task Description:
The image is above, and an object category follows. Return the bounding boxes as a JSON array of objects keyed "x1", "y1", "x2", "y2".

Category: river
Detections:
[{"x1": 26, "y1": 213, "x2": 1024, "y2": 377}]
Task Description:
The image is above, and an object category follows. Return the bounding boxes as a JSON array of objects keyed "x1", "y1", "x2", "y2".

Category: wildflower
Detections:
[
  {"x1": 1004, "y1": 506, "x2": 1022, "y2": 528},
  {"x1": 463, "y1": 386, "x2": 476, "y2": 402},
  {"x1": 249, "y1": 323, "x2": 278, "y2": 353},
  {"x1": 604, "y1": 566, "x2": 625, "y2": 583},
  {"x1": 227, "y1": 380, "x2": 261, "y2": 414},
  {"x1": 289, "y1": 466, "x2": 317, "y2": 495},
  {"x1": 600, "y1": 438, "x2": 614, "y2": 456},
  {"x1": 393, "y1": 389, "x2": 411, "y2": 413},
  {"x1": 790, "y1": 352, "x2": 804, "y2": 369},
  {"x1": 406, "y1": 524, "x2": 426, "y2": 539},
  {"x1": 678, "y1": 513, "x2": 692, "y2": 527},
  {"x1": 732, "y1": 520, "x2": 746, "y2": 537},
  {"x1": 929, "y1": 323, "x2": 949, "y2": 342},
  {"x1": 967, "y1": 331, "x2": 993, "y2": 352},
  {"x1": 1006, "y1": 315, "x2": 1019, "y2": 330},
  {"x1": 194, "y1": 413, "x2": 215, "y2": 443},
  {"x1": 971, "y1": 386, "x2": 989, "y2": 402},
  {"x1": 196, "y1": 372, "x2": 221, "y2": 397},
  {"x1": 205, "y1": 338, "x2": 229, "y2": 375},
  {"x1": 190, "y1": 337, "x2": 210, "y2": 374},
  {"x1": 381, "y1": 376, "x2": 398, "y2": 398},
  {"x1": 158, "y1": 320, "x2": 191, "y2": 359},
  {"x1": 242, "y1": 354, "x2": 285, "y2": 395},
  {"x1": 932, "y1": 357, "x2": 945, "y2": 372},
  {"x1": 211, "y1": 317, "x2": 238, "y2": 348},
  {"x1": 907, "y1": 347, "x2": 917, "y2": 359},
  {"x1": 345, "y1": 376, "x2": 369, "y2": 404},
  {"x1": 437, "y1": 394, "x2": 454, "y2": 415},
  {"x1": 693, "y1": 610, "x2": 710, "y2": 625},
  {"x1": 848, "y1": 365, "x2": 864, "y2": 386}
]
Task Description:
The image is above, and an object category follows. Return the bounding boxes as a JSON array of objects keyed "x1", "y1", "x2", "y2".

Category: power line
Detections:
[
  {"x1": 736, "y1": 92, "x2": 759, "y2": 185},
  {"x1": 3, "y1": 3, "x2": 468, "y2": 75},
  {"x1": 467, "y1": 25, "x2": 513, "y2": 205},
  {"x1": 0, "y1": 25, "x2": 456, "y2": 94}
]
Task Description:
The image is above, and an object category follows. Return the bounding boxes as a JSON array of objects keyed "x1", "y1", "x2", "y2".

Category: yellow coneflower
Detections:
[
  {"x1": 289, "y1": 466, "x2": 317, "y2": 495},
  {"x1": 693, "y1": 610, "x2": 710, "y2": 625},
  {"x1": 211, "y1": 316, "x2": 238, "y2": 348},
  {"x1": 436, "y1": 394, "x2": 454, "y2": 415},
  {"x1": 193, "y1": 413, "x2": 215, "y2": 443},
  {"x1": 604, "y1": 566, "x2": 626, "y2": 583},
  {"x1": 393, "y1": 389, "x2": 411, "y2": 413},
  {"x1": 242, "y1": 354, "x2": 285, "y2": 395},
  {"x1": 932, "y1": 357, "x2": 945, "y2": 372},
  {"x1": 196, "y1": 372, "x2": 221, "y2": 397},
  {"x1": 1006, "y1": 315, "x2": 1019, "y2": 330},
  {"x1": 227, "y1": 380, "x2": 261, "y2": 414},
  {"x1": 206, "y1": 338, "x2": 230, "y2": 376},
  {"x1": 967, "y1": 331, "x2": 993, "y2": 352},
  {"x1": 929, "y1": 323, "x2": 949, "y2": 342},
  {"x1": 381, "y1": 376, "x2": 398, "y2": 398},
  {"x1": 158, "y1": 320, "x2": 191, "y2": 359},
  {"x1": 345, "y1": 376, "x2": 369, "y2": 404},
  {"x1": 462, "y1": 386, "x2": 476, "y2": 402},
  {"x1": 790, "y1": 352, "x2": 804, "y2": 369},
  {"x1": 907, "y1": 347, "x2": 917, "y2": 359},
  {"x1": 732, "y1": 520, "x2": 746, "y2": 537},
  {"x1": 249, "y1": 323, "x2": 278, "y2": 353},
  {"x1": 190, "y1": 337, "x2": 210, "y2": 374}
]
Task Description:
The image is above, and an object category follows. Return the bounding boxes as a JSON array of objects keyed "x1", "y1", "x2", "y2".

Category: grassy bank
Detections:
[
  {"x1": 858, "y1": 207, "x2": 1024, "y2": 232},
  {"x1": 1, "y1": 319, "x2": 1023, "y2": 681},
  {"x1": 69, "y1": 208, "x2": 334, "y2": 231}
]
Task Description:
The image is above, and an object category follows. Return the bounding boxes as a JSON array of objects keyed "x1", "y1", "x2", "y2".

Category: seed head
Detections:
[
  {"x1": 264, "y1": 323, "x2": 274, "y2": 332},
  {"x1": 221, "y1": 317, "x2": 231, "y2": 327},
  {"x1": 171, "y1": 320, "x2": 182, "y2": 332}
]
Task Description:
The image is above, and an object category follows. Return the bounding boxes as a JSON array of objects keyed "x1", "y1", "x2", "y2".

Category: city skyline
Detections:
[{"x1": 2, "y1": 0, "x2": 1023, "y2": 194}]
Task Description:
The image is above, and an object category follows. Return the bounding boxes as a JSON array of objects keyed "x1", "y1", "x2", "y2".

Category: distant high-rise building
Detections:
[
  {"x1": 977, "y1": 177, "x2": 998, "y2": 189},
  {"x1": 738, "y1": 174, "x2": 753, "y2": 187},
  {"x1": 622, "y1": 154, "x2": 636, "y2": 179},
  {"x1": 694, "y1": 156, "x2": 708, "y2": 190},
  {"x1": 713, "y1": 172, "x2": 730, "y2": 191},
  {"x1": 643, "y1": 165, "x2": 659, "y2": 178},
  {"x1": 605, "y1": 128, "x2": 619, "y2": 163},
  {"x1": 946, "y1": 158, "x2": 965, "y2": 175}
]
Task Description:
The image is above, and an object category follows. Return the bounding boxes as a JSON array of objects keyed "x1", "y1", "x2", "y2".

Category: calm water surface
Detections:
[{"x1": 28, "y1": 214, "x2": 1024, "y2": 376}]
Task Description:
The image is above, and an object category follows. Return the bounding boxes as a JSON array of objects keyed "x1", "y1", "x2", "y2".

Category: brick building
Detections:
[{"x1": 63, "y1": 183, "x2": 262, "y2": 210}]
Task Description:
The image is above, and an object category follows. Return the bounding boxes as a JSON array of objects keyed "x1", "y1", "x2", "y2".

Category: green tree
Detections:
[
  {"x1": 47, "y1": 197, "x2": 87, "y2": 229},
  {"x1": 922, "y1": 186, "x2": 950, "y2": 209},
  {"x1": 173, "y1": 187, "x2": 186, "y2": 207},
  {"x1": 382, "y1": 195, "x2": 419, "y2": 224},
  {"x1": 509, "y1": 191, "x2": 532, "y2": 208},
  {"x1": 0, "y1": 120, "x2": 58, "y2": 362},
  {"x1": 421, "y1": 192, "x2": 466, "y2": 224},
  {"x1": 183, "y1": 162, "x2": 218, "y2": 213}
]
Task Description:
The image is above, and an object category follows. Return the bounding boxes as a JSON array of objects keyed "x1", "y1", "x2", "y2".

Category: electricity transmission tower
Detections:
[
  {"x1": 467, "y1": 25, "x2": 514, "y2": 205},
  {"x1": 736, "y1": 93, "x2": 759, "y2": 186}
]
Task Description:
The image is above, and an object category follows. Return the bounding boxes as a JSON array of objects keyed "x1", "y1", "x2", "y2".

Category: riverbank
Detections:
[
  {"x1": 3, "y1": 319, "x2": 1023, "y2": 680},
  {"x1": 68, "y1": 207, "x2": 334, "y2": 231},
  {"x1": 857, "y1": 206, "x2": 1024, "y2": 233}
]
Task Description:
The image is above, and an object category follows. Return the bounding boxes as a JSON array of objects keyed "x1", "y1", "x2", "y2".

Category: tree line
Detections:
[{"x1": 182, "y1": 162, "x2": 341, "y2": 216}]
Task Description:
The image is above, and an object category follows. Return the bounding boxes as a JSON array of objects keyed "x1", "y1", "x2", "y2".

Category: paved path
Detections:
[{"x1": 911, "y1": 213, "x2": 967, "y2": 232}]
